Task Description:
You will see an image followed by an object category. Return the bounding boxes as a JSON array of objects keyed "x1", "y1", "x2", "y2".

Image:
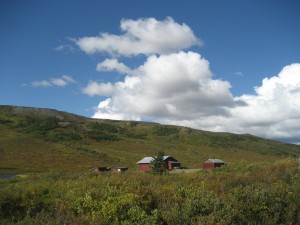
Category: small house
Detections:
[
  {"x1": 137, "y1": 156, "x2": 180, "y2": 171},
  {"x1": 112, "y1": 167, "x2": 128, "y2": 173},
  {"x1": 203, "y1": 158, "x2": 225, "y2": 169}
]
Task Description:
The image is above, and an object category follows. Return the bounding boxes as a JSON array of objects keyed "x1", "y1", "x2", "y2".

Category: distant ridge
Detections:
[{"x1": 0, "y1": 105, "x2": 299, "y2": 173}]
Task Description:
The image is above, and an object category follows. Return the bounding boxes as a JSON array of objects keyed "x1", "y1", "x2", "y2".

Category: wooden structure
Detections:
[
  {"x1": 94, "y1": 167, "x2": 110, "y2": 172},
  {"x1": 203, "y1": 158, "x2": 225, "y2": 169},
  {"x1": 112, "y1": 167, "x2": 128, "y2": 173},
  {"x1": 137, "y1": 156, "x2": 180, "y2": 171}
]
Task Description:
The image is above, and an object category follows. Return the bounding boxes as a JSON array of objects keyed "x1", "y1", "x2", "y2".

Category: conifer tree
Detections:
[{"x1": 150, "y1": 151, "x2": 167, "y2": 174}]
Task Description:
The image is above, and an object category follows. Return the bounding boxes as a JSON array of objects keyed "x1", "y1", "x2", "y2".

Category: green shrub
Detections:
[
  {"x1": 87, "y1": 131, "x2": 119, "y2": 141},
  {"x1": 152, "y1": 125, "x2": 179, "y2": 136},
  {"x1": 0, "y1": 159, "x2": 299, "y2": 225}
]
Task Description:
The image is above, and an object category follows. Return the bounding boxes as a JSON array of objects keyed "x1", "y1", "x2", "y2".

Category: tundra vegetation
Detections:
[
  {"x1": 0, "y1": 159, "x2": 299, "y2": 225},
  {"x1": 0, "y1": 106, "x2": 299, "y2": 224}
]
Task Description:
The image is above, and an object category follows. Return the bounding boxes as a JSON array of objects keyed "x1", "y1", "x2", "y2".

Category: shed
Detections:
[
  {"x1": 137, "y1": 156, "x2": 180, "y2": 171},
  {"x1": 203, "y1": 158, "x2": 225, "y2": 169},
  {"x1": 95, "y1": 167, "x2": 111, "y2": 172},
  {"x1": 112, "y1": 167, "x2": 128, "y2": 173}
]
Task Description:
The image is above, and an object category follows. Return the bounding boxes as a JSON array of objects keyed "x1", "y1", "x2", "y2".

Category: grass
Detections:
[{"x1": 0, "y1": 105, "x2": 299, "y2": 173}]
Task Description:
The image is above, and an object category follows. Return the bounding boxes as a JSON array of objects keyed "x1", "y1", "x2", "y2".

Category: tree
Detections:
[{"x1": 150, "y1": 151, "x2": 167, "y2": 174}]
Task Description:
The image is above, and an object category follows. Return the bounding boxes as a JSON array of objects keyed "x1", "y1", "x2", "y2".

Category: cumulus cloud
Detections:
[
  {"x1": 161, "y1": 63, "x2": 300, "y2": 142},
  {"x1": 86, "y1": 51, "x2": 237, "y2": 121},
  {"x1": 229, "y1": 63, "x2": 300, "y2": 139},
  {"x1": 88, "y1": 61, "x2": 300, "y2": 142},
  {"x1": 31, "y1": 75, "x2": 76, "y2": 87},
  {"x1": 78, "y1": 17, "x2": 300, "y2": 143},
  {"x1": 76, "y1": 17, "x2": 201, "y2": 56}
]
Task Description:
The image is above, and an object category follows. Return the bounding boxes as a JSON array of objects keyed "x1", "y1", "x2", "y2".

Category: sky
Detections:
[{"x1": 1, "y1": 0, "x2": 300, "y2": 143}]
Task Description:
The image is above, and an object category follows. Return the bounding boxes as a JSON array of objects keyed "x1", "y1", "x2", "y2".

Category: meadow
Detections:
[
  {"x1": 0, "y1": 159, "x2": 299, "y2": 225},
  {"x1": 1, "y1": 106, "x2": 299, "y2": 174},
  {"x1": 0, "y1": 106, "x2": 299, "y2": 224}
]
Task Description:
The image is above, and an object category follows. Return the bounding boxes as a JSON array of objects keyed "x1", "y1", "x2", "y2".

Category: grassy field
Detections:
[{"x1": 0, "y1": 105, "x2": 300, "y2": 173}]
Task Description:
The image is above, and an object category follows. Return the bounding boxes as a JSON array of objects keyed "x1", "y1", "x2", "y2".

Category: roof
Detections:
[
  {"x1": 137, "y1": 156, "x2": 171, "y2": 164},
  {"x1": 205, "y1": 158, "x2": 225, "y2": 163}
]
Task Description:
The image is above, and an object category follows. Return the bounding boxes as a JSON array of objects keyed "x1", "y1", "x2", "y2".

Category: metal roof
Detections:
[
  {"x1": 137, "y1": 156, "x2": 171, "y2": 164},
  {"x1": 206, "y1": 158, "x2": 225, "y2": 163}
]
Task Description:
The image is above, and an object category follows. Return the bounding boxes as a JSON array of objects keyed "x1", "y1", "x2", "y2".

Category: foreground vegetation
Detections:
[{"x1": 1, "y1": 159, "x2": 299, "y2": 225}]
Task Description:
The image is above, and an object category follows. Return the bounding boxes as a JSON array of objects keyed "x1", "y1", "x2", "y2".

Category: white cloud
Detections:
[
  {"x1": 50, "y1": 78, "x2": 68, "y2": 87},
  {"x1": 54, "y1": 38, "x2": 77, "y2": 53},
  {"x1": 87, "y1": 51, "x2": 236, "y2": 120},
  {"x1": 78, "y1": 17, "x2": 300, "y2": 143},
  {"x1": 235, "y1": 71, "x2": 243, "y2": 76},
  {"x1": 96, "y1": 59, "x2": 132, "y2": 74},
  {"x1": 161, "y1": 63, "x2": 300, "y2": 142},
  {"x1": 89, "y1": 60, "x2": 300, "y2": 142},
  {"x1": 62, "y1": 75, "x2": 76, "y2": 83},
  {"x1": 81, "y1": 81, "x2": 115, "y2": 97},
  {"x1": 31, "y1": 80, "x2": 52, "y2": 87},
  {"x1": 76, "y1": 17, "x2": 201, "y2": 56},
  {"x1": 228, "y1": 63, "x2": 300, "y2": 139},
  {"x1": 31, "y1": 75, "x2": 76, "y2": 88}
]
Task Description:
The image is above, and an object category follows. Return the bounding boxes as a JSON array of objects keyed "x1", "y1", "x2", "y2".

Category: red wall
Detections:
[
  {"x1": 203, "y1": 162, "x2": 224, "y2": 169},
  {"x1": 138, "y1": 163, "x2": 152, "y2": 171},
  {"x1": 203, "y1": 163, "x2": 214, "y2": 169}
]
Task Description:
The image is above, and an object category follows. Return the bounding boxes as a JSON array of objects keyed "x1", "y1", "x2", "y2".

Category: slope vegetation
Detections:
[{"x1": 0, "y1": 105, "x2": 299, "y2": 172}]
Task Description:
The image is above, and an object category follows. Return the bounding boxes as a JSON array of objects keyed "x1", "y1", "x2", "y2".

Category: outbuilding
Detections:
[
  {"x1": 203, "y1": 158, "x2": 225, "y2": 169},
  {"x1": 112, "y1": 167, "x2": 128, "y2": 173},
  {"x1": 95, "y1": 167, "x2": 111, "y2": 172},
  {"x1": 137, "y1": 155, "x2": 180, "y2": 171}
]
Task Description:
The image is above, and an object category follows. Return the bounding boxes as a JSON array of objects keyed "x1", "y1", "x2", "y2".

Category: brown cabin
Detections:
[
  {"x1": 203, "y1": 158, "x2": 225, "y2": 169},
  {"x1": 137, "y1": 156, "x2": 180, "y2": 171}
]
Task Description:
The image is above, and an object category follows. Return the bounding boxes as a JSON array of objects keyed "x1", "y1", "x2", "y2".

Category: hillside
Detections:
[{"x1": 0, "y1": 105, "x2": 299, "y2": 173}]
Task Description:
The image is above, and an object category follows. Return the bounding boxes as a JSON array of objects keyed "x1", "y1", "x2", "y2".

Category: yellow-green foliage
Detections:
[
  {"x1": 1, "y1": 105, "x2": 300, "y2": 173},
  {"x1": 0, "y1": 159, "x2": 299, "y2": 225}
]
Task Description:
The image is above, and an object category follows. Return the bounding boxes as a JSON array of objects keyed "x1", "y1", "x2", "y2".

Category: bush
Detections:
[
  {"x1": 87, "y1": 131, "x2": 119, "y2": 141},
  {"x1": 0, "y1": 159, "x2": 299, "y2": 225},
  {"x1": 152, "y1": 125, "x2": 179, "y2": 136}
]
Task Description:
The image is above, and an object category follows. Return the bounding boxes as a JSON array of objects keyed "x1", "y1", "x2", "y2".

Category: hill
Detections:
[{"x1": 0, "y1": 105, "x2": 299, "y2": 173}]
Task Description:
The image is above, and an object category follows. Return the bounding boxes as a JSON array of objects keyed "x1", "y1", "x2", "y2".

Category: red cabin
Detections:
[
  {"x1": 137, "y1": 156, "x2": 180, "y2": 171},
  {"x1": 203, "y1": 158, "x2": 225, "y2": 169}
]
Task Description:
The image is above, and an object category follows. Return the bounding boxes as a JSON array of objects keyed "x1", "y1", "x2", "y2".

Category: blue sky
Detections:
[{"x1": 1, "y1": 0, "x2": 300, "y2": 143}]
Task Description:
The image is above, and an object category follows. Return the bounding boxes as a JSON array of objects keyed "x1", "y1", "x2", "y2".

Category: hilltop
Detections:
[{"x1": 0, "y1": 105, "x2": 299, "y2": 173}]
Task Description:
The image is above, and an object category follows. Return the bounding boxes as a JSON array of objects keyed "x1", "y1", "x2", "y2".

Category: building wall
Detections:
[
  {"x1": 138, "y1": 163, "x2": 152, "y2": 171},
  {"x1": 203, "y1": 163, "x2": 214, "y2": 169},
  {"x1": 138, "y1": 157, "x2": 181, "y2": 171},
  {"x1": 203, "y1": 162, "x2": 225, "y2": 169},
  {"x1": 168, "y1": 161, "x2": 181, "y2": 169}
]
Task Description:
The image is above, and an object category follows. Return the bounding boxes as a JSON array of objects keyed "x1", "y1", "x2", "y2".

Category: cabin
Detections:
[
  {"x1": 137, "y1": 156, "x2": 180, "y2": 171},
  {"x1": 94, "y1": 167, "x2": 111, "y2": 172},
  {"x1": 112, "y1": 167, "x2": 128, "y2": 173},
  {"x1": 203, "y1": 158, "x2": 225, "y2": 169}
]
